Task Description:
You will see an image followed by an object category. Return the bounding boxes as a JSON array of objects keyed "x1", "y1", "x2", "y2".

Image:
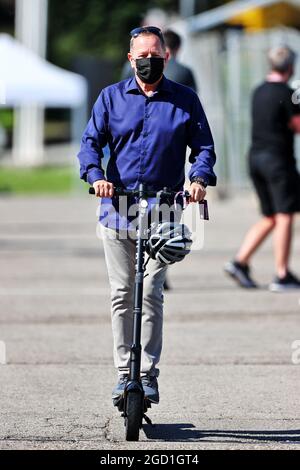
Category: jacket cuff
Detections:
[
  {"x1": 189, "y1": 173, "x2": 209, "y2": 186},
  {"x1": 87, "y1": 168, "x2": 105, "y2": 185}
]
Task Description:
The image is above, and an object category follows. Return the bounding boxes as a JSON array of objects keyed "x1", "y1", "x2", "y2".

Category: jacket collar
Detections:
[{"x1": 124, "y1": 74, "x2": 173, "y2": 95}]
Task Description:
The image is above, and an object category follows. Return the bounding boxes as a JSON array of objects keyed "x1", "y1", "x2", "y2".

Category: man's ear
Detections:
[
  {"x1": 127, "y1": 52, "x2": 135, "y2": 69},
  {"x1": 164, "y1": 50, "x2": 170, "y2": 63}
]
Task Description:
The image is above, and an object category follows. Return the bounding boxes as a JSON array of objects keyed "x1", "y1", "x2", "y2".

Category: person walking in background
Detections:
[
  {"x1": 163, "y1": 29, "x2": 197, "y2": 92},
  {"x1": 121, "y1": 29, "x2": 197, "y2": 92},
  {"x1": 225, "y1": 45, "x2": 300, "y2": 292}
]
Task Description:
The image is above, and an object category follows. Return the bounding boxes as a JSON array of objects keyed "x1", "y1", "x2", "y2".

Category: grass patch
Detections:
[{"x1": 0, "y1": 165, "x2": 79, "y2": 194}]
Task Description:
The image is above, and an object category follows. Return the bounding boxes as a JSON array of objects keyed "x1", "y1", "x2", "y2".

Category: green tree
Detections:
[{"x1": 48, "y1": 0, "x2": 179, "y2": 69}]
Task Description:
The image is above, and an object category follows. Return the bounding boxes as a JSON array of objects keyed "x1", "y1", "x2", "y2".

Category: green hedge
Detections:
[{"x1": 0, "y1": 166, "x2": 79, "y2": 194}]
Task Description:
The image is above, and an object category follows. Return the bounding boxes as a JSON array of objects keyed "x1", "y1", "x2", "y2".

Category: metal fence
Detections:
[{"x1": 180, "y1": 26, "x2": 300, "y2": 191}]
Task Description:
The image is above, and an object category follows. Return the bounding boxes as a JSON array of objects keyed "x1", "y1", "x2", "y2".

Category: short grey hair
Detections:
[
  {"x1": 130, "y1": 31, "x2": 166, "y2": 53},
  {"x1": 268, "y1": 45, "x2": 296, "y2": 73}
]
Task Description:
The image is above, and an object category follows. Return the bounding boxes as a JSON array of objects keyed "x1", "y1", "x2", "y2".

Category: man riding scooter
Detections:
[{"x1": 77, "y1": 26, "x2": 217, "y2": 405}]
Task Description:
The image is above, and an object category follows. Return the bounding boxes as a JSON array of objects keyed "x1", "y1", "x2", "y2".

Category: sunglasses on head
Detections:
[{"x1": 130, "y1": 26, "x2": 163, "y2": 39}]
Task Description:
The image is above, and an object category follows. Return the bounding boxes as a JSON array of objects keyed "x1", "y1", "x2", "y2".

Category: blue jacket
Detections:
[{"x1": 77, "y1": 75, "x2": 217, "y2": 228}]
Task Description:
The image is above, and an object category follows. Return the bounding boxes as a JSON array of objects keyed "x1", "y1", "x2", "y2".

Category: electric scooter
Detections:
[{"x1": 89, "y1": 183, "x2": 202, "y2": 441}]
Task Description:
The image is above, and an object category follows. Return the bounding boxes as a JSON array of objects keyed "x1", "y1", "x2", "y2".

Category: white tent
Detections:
[
  {"x1": 0, "y1": 34, "x2": 88, "y2": 164},
  {"x1": 0, "y1": 33, "x2": 86, "y2": 107}
]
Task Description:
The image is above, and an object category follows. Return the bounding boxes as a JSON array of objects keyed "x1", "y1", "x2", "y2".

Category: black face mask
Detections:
[{"x1": 135, "y1": 57, "x2": 164, "y2": 84}]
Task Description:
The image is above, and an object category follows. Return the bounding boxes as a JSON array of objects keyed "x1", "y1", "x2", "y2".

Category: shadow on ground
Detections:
[{"x1": 143, "y1": 423, "x2": 300, "y2": 444}]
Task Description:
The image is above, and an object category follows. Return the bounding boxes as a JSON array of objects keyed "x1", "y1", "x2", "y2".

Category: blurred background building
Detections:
[{"x1": 0, "y1": 0, "x2": 300, "y2": 194}]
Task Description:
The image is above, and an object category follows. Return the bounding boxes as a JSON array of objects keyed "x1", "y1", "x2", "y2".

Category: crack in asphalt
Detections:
[
  {"x1": 2, "y1": 415, "x2": 114, "y2": 443},
  {"x1": 103, "y1": 416, "x2": 118, "y2": 443},
  {"x1": 0, "y1": 437, "x2": 104, "y2": 443}
]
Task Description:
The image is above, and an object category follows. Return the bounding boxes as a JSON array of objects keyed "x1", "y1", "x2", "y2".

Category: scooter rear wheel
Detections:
[{"x1": 125, "y1": 391, "x2": 143, "y2": 441}]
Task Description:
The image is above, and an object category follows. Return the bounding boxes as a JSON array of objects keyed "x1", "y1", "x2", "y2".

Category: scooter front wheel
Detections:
[{"x1": 125, "y1": 391, "x2": 143, "y2": 441}]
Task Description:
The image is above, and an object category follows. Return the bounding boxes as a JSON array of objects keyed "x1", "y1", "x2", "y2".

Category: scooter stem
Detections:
[{"x1": 129, "y1": 183, "x2": 148, "y2": 381}]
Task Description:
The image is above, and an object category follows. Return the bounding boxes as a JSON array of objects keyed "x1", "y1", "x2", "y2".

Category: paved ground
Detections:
[{"x1": 0, "y1": 191, "x2": 300, "y2": 450}]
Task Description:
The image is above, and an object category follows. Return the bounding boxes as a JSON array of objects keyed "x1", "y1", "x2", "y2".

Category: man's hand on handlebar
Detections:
[
  {"x1": 92, "y1": 179, "x2": 114, "y2": 198},
  {"x1": 90, "y1": 182, "x2": 206, "y2": 203},
  {"x1": 188, "y1": 182, "x2": 206, "y2": 203}
]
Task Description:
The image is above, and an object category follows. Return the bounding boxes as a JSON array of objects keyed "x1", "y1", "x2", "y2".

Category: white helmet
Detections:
[{"x1": 146, "y1": 222, "x2": 192, "y2": 265}]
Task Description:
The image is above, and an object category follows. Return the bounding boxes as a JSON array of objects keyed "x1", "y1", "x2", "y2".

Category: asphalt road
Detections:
[{"x1": 0, "y1": 192, "x2": 300, "y2": 450}]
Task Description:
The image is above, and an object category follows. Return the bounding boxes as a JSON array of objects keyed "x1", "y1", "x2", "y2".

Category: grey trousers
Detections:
[{"x1": 101, "y1": 224, "x2": 167, "y2": 378}]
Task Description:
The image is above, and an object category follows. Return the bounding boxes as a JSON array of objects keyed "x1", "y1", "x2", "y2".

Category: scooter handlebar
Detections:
[
  {"x1": 88, "y1": 186, "x2": 190, "y2": 198},
  {"x1": 88, "y1": 186, "x2": 141, "y2": 196},
  {"x1": 88, "y1": 186, "x2": 209, "y2": 219}
]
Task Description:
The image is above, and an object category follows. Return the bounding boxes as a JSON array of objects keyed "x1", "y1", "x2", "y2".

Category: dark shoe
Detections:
[
  {"x1": 224, "y1": 260, "x2": 258, "y2": 288},
  {"x1": 269, "y1": 271, "x2": 300, "y2": 292},
  {"x1": 112, "y1": 374, "x2": 128, "y2": 400},
  {"x1": 141, "y1": 375, "x2": 159, "y2": 404}
]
